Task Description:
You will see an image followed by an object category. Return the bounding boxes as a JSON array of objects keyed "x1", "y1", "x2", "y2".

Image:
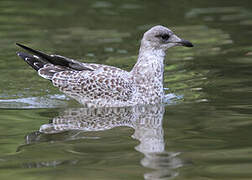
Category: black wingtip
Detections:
[
  {"x1": 16, "y1": 51, "x2": 28, "y2": 58},
  {"x1": 16, "y1": 51, "x2": 45, "y2": 71},
  {"x1": 16, "y1": 42, "x2": 22, "y2": 47},
  {"x1": 16, "y1": 43, "x2": 29, "y2": 50},
  {"x1": 16, "y1": 43, "x2": 51, "y2": 61},
  {"x1": 16, "y1": 51, "x2": 29, "y2": 59},
  {"x1": 16, "y1": 43, "x2": 37, "y2": 53}
]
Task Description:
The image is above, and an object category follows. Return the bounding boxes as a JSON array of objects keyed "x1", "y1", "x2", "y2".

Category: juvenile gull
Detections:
[{"x1": 16, "y1": 25, "x2": 193, "y2": 107}]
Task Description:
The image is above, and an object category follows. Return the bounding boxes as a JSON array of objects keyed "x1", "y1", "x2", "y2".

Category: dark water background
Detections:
[{"x1": 1, "y1": 0, "x2": 252, "y2": 179}]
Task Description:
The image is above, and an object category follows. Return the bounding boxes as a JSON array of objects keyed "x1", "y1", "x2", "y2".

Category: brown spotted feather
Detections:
[{"x1": 51, "y1": 66, "x2": 134, "y2": 107}]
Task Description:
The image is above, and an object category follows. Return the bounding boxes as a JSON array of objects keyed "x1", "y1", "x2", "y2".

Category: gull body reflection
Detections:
[{"x1": 25, "y1": 105, "x2": 183, "y2": 179}]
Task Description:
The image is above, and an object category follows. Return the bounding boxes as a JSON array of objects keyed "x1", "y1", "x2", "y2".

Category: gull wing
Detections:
[
  {"x1": 16, "y1": 43, "x2": 134, "y2": 106},
  {"x1": 51, "y1": 66, "x2": 134, "y2": 106}
]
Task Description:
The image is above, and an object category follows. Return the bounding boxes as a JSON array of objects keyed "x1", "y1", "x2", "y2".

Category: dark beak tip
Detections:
[
  {"x1": 188, "y1": 43, "x2": 194, "y2": 47},
  {"x1": 181, "y1": 40, "x2": 194, "y2": 47}
]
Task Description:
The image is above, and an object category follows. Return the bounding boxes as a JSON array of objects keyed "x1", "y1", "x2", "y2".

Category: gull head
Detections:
[{"x1": 141, "y1": 25, "x2": 193, "y2": 52}]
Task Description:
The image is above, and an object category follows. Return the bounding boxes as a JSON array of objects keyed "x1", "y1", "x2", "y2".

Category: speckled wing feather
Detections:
[{"x1": 51, "y1": 66, "x2": 135, "y2": 106}]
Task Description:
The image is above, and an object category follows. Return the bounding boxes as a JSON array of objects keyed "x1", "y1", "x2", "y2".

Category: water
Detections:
[{"x1": 1, "y1": 0, "x2": 252, "y2": 179}]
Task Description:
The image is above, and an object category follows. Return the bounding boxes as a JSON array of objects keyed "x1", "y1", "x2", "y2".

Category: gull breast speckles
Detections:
[{"x1": 16, "y1": 25, "x2": 193, "y2": 107}]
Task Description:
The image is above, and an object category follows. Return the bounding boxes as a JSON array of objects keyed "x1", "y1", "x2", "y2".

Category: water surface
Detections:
[{"x1": 1, "y1": 0, "x2": 252, "y2": 179}]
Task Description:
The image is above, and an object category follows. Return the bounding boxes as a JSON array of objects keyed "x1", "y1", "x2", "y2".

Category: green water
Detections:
[{"x1": 1, "y1": 0, "x2": 252, "y2": 179}]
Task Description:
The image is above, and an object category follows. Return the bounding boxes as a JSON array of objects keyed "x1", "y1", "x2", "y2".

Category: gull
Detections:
[{"x1": 16, "y1": 25, "x2": 193, "y2": 107}]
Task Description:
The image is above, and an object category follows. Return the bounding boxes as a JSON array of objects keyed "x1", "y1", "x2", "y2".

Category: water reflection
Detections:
[{"x1": 24, "y1": 105, "x2": 182, "y2": 179}]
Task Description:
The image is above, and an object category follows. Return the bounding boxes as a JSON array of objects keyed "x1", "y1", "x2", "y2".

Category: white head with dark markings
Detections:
[{"x1": 141, "y1": 25, "x2": 193, "y2": 52}]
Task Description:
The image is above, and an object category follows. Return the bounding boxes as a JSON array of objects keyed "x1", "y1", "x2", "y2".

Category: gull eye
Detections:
[{"x1": 161, "y1": 34, "x2": 170, "y2": 41}]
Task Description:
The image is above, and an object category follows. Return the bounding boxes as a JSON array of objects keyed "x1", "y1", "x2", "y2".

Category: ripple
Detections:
[
  {"x1": 186, "y1": 6, "x2": 252, "y2": 25},
  {"x1": 0, "y1": 94, "x2": 71, "y2": 109}
]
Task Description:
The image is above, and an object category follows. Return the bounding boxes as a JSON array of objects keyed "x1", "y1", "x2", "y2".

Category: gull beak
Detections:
[
  {"x1": 179, "y1": 39, "x2": 194, "y2": 47},
  {"x1": 170, "y1": 34, "x2": 194, "y2": 47}
]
